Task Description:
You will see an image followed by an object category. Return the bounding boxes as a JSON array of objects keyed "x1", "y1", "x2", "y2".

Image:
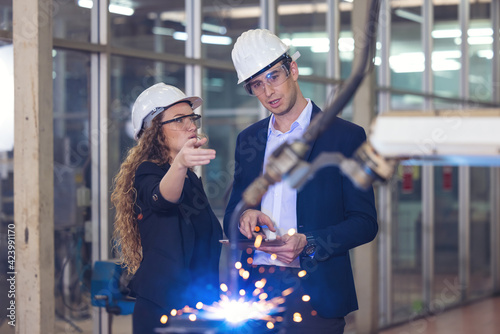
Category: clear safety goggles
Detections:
[
  {"x1": 160, "y1": 113, "x2": 201, "y2": 131},
  {"x1": 244, "y1": 63, "x2": 291, "y2": 96}
]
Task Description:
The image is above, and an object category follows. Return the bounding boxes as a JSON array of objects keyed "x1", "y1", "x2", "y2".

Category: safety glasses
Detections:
[
  {"x1": 244, "y1": 63, "x2": 291, "y2": 96},
  {"x1": 160, "y1": 113, "x2": 201, "y2": 131}
]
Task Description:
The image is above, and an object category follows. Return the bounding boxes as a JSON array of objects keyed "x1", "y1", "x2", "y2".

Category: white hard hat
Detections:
[
  {"x1": 231, "y1": 29, "x2": 300, "y2": 84},
  {"x1": 131, "y1": 83, "x2": 202, "y2": 140}
]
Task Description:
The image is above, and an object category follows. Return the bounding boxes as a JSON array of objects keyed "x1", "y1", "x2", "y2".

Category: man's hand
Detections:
[
  {"x1": 239, "y1": 209, "x2": 276, "y2": 239},
  {"x1": 258, "y1": 233, "x2": 307, "y2": 264}
]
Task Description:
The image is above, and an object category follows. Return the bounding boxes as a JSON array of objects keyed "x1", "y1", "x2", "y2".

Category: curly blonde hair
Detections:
[{"x1": 111, "y1": 115, "x2": 171, "y2": 274}]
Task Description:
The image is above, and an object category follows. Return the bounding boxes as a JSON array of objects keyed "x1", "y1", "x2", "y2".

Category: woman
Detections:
[{"x1": 111, "y1": 83, "x2": 223, "y2": 333}]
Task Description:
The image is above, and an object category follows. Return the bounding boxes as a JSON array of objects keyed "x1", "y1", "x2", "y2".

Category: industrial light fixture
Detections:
[
  {"x1": 477, "y1": 50, "x2": 493, "y2": 59},
  {"x1": 432, "y1": 27, "x2": 493, "y2": 39},
  {"x1": 77, "y1": 0, "x2": 135, "y2": 16},
  {"x1": 467, "y1": 36, "x2": 494, "y2": 45},
  {"x1": 432, "y1": 29, "x2": 462, "y2": 39},
  {"x1": 109, "y1": 4, "x2": 134, "y2": 16},
  {"x1": 171, "y1": 32, "x2": 232, "y2": 45},
  {"x1": 298, "y1": 67, "x2": 314, "y2": 76},
  {"x1": 280, "y1": 35, "x2": 354, "y2": 54},
  {"x1": 389, "y1": 51, "x2": 464, "y2": 73}
]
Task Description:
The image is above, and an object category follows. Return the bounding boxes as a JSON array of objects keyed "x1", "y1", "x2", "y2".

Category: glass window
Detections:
[
  {"x1": 433, "y1": 165, "x2": 460, "y2": 307},
  {"x1": 390, "y1": 4, "x2": 423, "y2": 99},
  {"x1": 52, "y1": 49, "x2": 93, "y2": 331},
  {"x1": 110, "y1": 57, "x2": 186, "y2": 168},
  {"x1": 0, "y1": 0, "x2": 12, "y2": 32},
  {"x1": 202, "y1": 67, "x2": 260, "y2": 216},
  {"x1": 391, "y1": 165, "x2": 424, "y2": 322},
  {"x1": 391, "y1": 93, "x2": 425, "y2": 111},
  {"x1": 110, "y1": 1, "x2": 186, "y2": 56},
  {"x1": 279, "y1": 0, "x2": 328, "y2": 78},
  {"x1": 0, "y1": 42, "x2": 13, "y2": 152},
  {"x1": 434, "y1": 97, "x2": 461, "y2": 110},
  {"x1": 469, "y1": 1, "x2": 493, "y2": 102},
  {"x1": 0, "y1": 41, "x2": 13, "y2": 334},
  {"x1": 299, "y1": 80, "x2": 328, "y2": 110},
  {"x1": 53, "y1": 0, "x2": 91, "y2": 41},
  {"x1": 433, "y1": 2, "x2": 460, "y2": 98},
  {"x1": 340, "y1": 2, "x2": 353, "y2": 80},
  {"x1": 202, "y1": 0, "x2": 260, "y2": 62},
  {"x1": 299, "y1": 80, "x2": 337, "y2": 119},
  {"x1": 469, "y1": 167, "x2": 492, "y2": 298}
]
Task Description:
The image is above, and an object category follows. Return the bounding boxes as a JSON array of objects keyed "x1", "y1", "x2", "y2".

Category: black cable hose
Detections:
[
  {"x1": 228, "y1": 200, "x2": 249, "y2": 295},
  {"x1": 302, "y1": 0, "x2": 382, "y2": 145}
]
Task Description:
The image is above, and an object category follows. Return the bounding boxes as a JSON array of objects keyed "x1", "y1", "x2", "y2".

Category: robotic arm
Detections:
[{"x1": 329, "y1": 109, "x2": 500, "y2": 189}]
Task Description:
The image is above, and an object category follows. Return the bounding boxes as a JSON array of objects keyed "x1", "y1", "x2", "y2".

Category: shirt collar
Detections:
[{"x1": 268, "y1": 98, "x2": 313, "y2": 136}]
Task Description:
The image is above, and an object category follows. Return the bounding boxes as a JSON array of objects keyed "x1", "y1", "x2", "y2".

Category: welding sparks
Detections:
[
  {"x1": 166, "y1": 288, "x2": 292, "y2": 326},
  {"x1": 293, "y1": 312, "x2": 303, "y2": 322},
  {"x1": 241, "y1": 271, "x2": 250, "y2": 280},
  {"x1": 255, "y1": 279, "x2": 267, "y2": 289},
  {"x1": 199, "y1": 295, "x2": 286, "y2": 324},
  {"x1": 254, "y1": 234, "x2": 263, "y2": 248}
]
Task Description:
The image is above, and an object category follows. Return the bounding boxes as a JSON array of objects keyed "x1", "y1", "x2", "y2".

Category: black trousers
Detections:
[
  {"x1": 244, "y1": 265, "x2": 346, "y2": 334},
  {"x1": 132, "y1": 296, "x2": 169, "y2": 334}
]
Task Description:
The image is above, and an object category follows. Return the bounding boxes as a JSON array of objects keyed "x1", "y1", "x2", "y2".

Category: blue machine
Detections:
[{"x1": 91, "y1": 260, "x2": 135, "y2": 316}]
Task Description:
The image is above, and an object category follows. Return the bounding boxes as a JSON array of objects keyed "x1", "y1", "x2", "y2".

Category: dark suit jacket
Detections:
[
  {"x1": 223, "y1": 102, "x2": 378, "y2": 318},
  {"x1": 129, "y1": 161, "x2": 223, "y2": 310}
]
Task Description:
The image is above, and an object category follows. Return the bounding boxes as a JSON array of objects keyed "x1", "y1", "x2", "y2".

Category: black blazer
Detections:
[
  {"x1": 129, "y1": 161, "x2": 223, "y2": 310},
  {"x1": 224, "y1": 102, "x2": 378, "y2": 318}
]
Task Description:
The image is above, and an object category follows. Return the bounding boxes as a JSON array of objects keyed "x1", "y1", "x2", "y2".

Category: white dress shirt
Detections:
[{"x1": 253, "y1": 99, "x2": 313, "y2": 267}]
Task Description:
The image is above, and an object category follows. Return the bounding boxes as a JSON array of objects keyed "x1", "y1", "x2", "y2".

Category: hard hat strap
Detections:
[{"x1": 142, "y1": 106, "x2": 166, "y2": 131}]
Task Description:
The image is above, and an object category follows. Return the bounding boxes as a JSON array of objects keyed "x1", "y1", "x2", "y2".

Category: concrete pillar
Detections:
[
  {"x1": 13, "y1": 0, "x2": 54, "y2": 333},
  {"x1": 351, "y1": 0, "x2": 379, "y2": 333}
]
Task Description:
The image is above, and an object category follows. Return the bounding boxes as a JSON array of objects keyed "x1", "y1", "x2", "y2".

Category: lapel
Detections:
[
  {"x1": 249, "y1": 116, "x2": 270, "y2": 176},
  {"x1": 256, "y1": 119, "x2": 269, "y2": 165},
  {"x1": 302, "y1": 102, "x2": 322, "y2": 162}
]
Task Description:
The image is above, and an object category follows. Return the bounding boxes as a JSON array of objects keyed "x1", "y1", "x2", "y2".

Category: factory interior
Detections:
[{"x1": 0, "y1": 0, "x2": 499, "y2": 333}]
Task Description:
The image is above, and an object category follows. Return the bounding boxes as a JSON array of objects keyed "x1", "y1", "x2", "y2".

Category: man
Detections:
[{"x1": 223, "y1": 29, "x2": 378, "y2": 334}]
